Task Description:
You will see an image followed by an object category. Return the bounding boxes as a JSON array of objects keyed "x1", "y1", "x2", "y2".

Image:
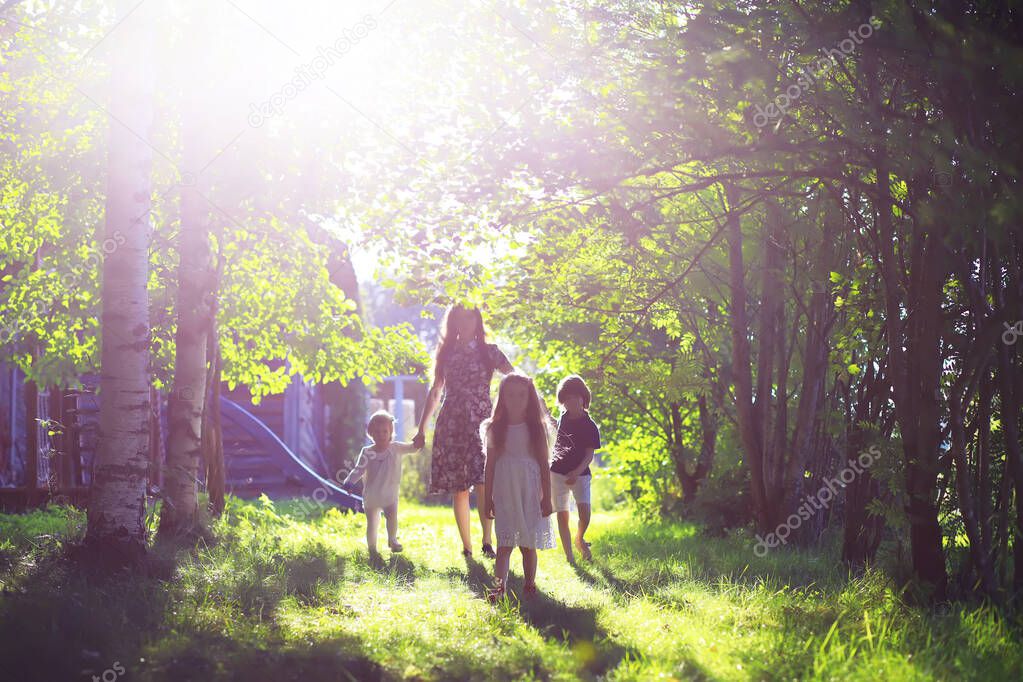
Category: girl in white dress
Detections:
[
  {"x1": 482, "y1": 373, "x2": 555, "y2": 601},
  {"x1": 342, "y1": 410, "x2": 420, "y2": 554}
]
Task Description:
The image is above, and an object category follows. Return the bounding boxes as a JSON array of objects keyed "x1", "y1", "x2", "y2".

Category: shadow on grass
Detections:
[
  {"x1": 0, "y1": 536, "x2": 354, "y2": 681},
  {"x1": 508, "y1": 575, "x2": 637, "y2": 678},
  {"x1": 460, "y1": 555, "x2": 497, "y2": 598},
  {"x1": 142, "y1": 630, "x2": 383, "y2": 682},
  {"x1": 453, "y1": 551, "x2": 654, "y2": 679},
  {"x1": 0, "y1": 551, "x2": 171, "y2": 682},
  {"x1": 588, "y1": 521, "x2": 849, "y2": 596},
  {"x1": 570, "y1": 560, "x2": 637, "y2": 601},
  {"x1": 558, "y1": 560, "x2": 720, "y2": 679},
  {"x1": 367, "y1": 551, "x2": 416, "y2": 586}
]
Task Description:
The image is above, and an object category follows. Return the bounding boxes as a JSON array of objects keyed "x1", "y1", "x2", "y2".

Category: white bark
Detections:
[
  {"x1": 158, "y1": 121, "x2": 211, "y2": 536},
  {"x1": 85, "y1": 0, "x2": 155, "y2": 560}
]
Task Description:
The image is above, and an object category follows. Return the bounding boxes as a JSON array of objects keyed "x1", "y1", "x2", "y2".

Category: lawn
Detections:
[{"x1": 1, "y1": 498, "x2": 1020, "y2": 681}]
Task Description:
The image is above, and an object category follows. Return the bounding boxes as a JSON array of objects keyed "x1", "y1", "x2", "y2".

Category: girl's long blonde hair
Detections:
[{"x1": 481, "y1": 373, "x2": 553, "y2": 464}]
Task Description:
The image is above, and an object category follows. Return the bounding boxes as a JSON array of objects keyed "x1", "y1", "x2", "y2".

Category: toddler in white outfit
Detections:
[{"x1": 343, "y1": 410, "x2": 420, "y2": 554}]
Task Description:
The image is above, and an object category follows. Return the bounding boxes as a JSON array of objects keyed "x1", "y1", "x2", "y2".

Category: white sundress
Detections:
[{"x1": 492, "y1": 423, "x2": 555, "y2": 549}]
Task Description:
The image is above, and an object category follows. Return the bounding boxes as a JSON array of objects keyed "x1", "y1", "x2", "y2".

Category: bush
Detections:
[
  {"x1": 601, "y1": 430, "x2": 680, "y2": 521},
  {"x1": 688, "y1": 463, "x2": 751, "y2": 534},
  {"x1": 400, "y1": 445, "x2": 432, "y2": 502}
]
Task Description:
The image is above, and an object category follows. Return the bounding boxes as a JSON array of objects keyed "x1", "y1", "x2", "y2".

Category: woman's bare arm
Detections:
[{"x1": 412, "y1": 374, "x2": 445, "y2": 447}]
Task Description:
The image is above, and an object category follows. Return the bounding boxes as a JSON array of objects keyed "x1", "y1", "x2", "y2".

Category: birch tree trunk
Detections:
[
  {"x1": 158, "y1": 122, "x2": 213, "y2": 538},
  {"x1": 84, "y1": 0, "x2": 155, "y2": 564}
]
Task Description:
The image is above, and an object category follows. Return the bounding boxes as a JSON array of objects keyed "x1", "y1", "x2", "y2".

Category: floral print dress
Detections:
[{"x1": 430, "y1": 340, "x2": 509, "y2": 494}]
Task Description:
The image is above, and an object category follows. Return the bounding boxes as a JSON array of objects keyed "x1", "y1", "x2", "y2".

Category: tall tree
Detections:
[
  {"x1": 84, "y1": 0, "x2": 155, "y2": 563},
  {"x1": 158, "y1": 121, "x2": 214, "y2": 539}
]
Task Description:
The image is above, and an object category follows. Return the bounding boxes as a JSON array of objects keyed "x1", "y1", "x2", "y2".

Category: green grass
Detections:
[{"x1": 1, "y1": 498, "x2": 1021, "y2": 681}]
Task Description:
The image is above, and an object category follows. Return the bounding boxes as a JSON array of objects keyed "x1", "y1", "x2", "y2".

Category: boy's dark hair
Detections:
[{"x1": 556, "y1": 375, "x2": 591, "y2": 409}]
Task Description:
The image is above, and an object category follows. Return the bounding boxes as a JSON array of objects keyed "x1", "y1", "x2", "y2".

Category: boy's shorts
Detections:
[{"x1": 551, "y1": 472, "x2": 591, "y2": 512}]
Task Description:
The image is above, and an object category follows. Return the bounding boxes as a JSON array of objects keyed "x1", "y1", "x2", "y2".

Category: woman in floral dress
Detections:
[{"x1": 413, "y1": 305, "x2": 514, "y2": 558}]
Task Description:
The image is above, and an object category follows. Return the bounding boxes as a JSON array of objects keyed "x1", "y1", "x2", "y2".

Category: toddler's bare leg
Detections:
[
  {"x1": 384, "y1": 504, "x2": 399, "y2": 544},
  {"x1": 365, "y1": 507, "x2": 381, "y2": 552}
]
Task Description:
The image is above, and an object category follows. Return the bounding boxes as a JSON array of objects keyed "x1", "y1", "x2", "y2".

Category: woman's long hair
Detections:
[
  {"x1": 481, "y1": 373, "x2": 553, "y2": 464},
  {"x1": 433, "y1": 304, "x2": 488, "y2": 378}
]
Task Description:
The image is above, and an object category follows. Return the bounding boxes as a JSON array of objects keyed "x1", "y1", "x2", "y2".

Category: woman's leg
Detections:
[
  {"x1": 365, "y1": 507, "x2": 381, "y2": 552},
  {"x1": 453, "y1": 490, "x2": 472, "y2": 551},
  {"x1": 476, "y1": 482, "x2": 493, "y2": 546},
  {"x1": 520, "y1": 547, "x2": 538, "y2": 587}
]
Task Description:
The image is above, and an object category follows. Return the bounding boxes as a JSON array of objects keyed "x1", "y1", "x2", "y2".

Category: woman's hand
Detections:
[
  {"x1": 541, "y1": 498, "x2": 553, "y2": 517},
  {"x1": 412, "y1": 429, "x2": 426, "y2": 449}
]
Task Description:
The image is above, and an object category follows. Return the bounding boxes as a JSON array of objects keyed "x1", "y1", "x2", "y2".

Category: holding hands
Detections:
[{"x1": 412, "y1": 429, "x2": 426, "y2": 450}]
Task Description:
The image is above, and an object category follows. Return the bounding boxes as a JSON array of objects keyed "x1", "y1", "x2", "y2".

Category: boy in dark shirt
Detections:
[{"x1": 551, "y1": 375, "x2": 601, "y2": 562}]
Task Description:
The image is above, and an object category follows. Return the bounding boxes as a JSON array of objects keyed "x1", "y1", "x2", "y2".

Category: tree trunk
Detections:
[
  {"x1": 678, "y1": 395, "x2": 717, "y2": 504},
  {"x1": 46, "y1": 387, "x2": 66, "y2": 490},
  {"x1": 84, "y1": 0, "x2": 155, "y2": 564},
  {"x1": 994, "y1": 249, "x2": 1023, "y2": 594},
  {"x1": 158, "y1": 123, "x2": 213, "y2": 539},
  {"x1": 842, "y1": 363, "x2": 888, "y2": 565},
  {"x1": 784, "y1": 221, "x2": 836, "y2": 526},
  {"x1": 726, "y1": 186, "x2": 772, "y2": 532},
  {"x1": 23, "y1": 378, "x2": 37, "y2": 491},
  {"x1": 148, "y1": 385, "x2": 162, "y2": 493},
  {"x1": 948, "y1": 360, "x2": 997, "y2": 596},
  {"x1": 754, "y1": 208, "x2": 781, "y2": 503},
  {"x1": 322, "y1": 241, "x2": 367, "y2": 478},
  {"x1": 203, "y1": 320, "x2": 225, "y2": 517},
  {"x1": 871, "y1": 174, "x2": 948, "y2": 599},
  {"x1": 898, "y1": 237, "x2": 949, "y2": 601}
]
